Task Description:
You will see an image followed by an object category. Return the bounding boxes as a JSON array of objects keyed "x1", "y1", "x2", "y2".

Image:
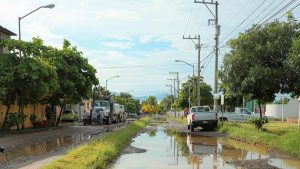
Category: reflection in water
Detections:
[
  {"x1": 113, "y1": 127, "x2": 300, "y2": 169},
  {"x1": 0, "y1": 133, "x2": 92, "y2": 164}
]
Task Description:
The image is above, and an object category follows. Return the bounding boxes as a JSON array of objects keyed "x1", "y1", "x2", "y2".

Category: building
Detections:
[
  {"x1": 266, "y1": 99, "x2": 299, "y2": 119},
  {"x1": 0, "y1": 25, "x2": 16, "y2": 53}
]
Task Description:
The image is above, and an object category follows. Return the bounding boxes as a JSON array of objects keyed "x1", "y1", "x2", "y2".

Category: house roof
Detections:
[{"x1": 0, "y1": 25, "x2": 16, "y2": 36}]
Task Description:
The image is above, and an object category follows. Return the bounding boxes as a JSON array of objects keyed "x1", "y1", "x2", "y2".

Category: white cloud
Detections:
[
  {"x1": 139, "y1": 35, "x2": 154, "y2": 44},
  {"x1": 101, "y1": 41, "x2": 134, "y2": 49},
  {"x1": 96, "y1": 9, "x2": 140, "y2": 21}
]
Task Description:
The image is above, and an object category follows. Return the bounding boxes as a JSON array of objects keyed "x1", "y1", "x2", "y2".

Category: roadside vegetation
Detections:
[
  {"x1": 219, "y1": 122, "x2": 300, "y2": 158},
  {"x1": 44, "y1": 117, "x2": 149, "y2": 169},
  {"x1": 0, "y1": 38, "x2": 98, "y2": 130},
  {"x1": 220, "y1": 13, "x2": 300, "y2": 120}
]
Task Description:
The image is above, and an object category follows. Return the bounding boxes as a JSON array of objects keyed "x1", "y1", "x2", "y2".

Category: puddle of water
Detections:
[
  {"x1": 112, "y1": 127, "x2": 300, "y2": 169},
  {"x1": 0, "y1": 133, "x2": 92, "y2": 164}
]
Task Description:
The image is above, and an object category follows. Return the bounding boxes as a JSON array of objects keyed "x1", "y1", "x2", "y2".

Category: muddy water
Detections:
[
  {"x1": 0, "y1": 132, "x2": 93, "y2": 164},
  {"x1": 113, "y1": 127, "x2": 300, "y2": 169}
]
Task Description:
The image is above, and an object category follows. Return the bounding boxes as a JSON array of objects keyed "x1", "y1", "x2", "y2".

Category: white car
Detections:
[
  {"x1": 218, "y1": 107, "x2": 268, "y2": 122},
  {"x1": 187, "y1": 106, "x2": 218, "y2": 131}
]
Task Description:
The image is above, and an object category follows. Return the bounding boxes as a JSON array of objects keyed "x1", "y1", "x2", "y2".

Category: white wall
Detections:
[{"x1": 265, "y1": 99, "x2": 299, "y2": 118}]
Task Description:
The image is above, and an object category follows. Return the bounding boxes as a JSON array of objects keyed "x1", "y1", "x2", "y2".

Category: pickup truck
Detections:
[
  {"x1": 187, "y1": 106, "x2": 218, "y2": 131},
  {"x1": 218, "y1": 107, "x2": 267, "y2": 122}
]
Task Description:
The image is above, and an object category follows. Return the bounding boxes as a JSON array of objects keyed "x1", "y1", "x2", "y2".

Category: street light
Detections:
[
  {"x1": 105, "y1": 75, "x2": 120, "y2": 96},
  {"x1": 175, "y1": 59, "x2": 195, "y2": 77},
  {"x1": 18, "y1": 4, "x2": 55, "y2": 40}
]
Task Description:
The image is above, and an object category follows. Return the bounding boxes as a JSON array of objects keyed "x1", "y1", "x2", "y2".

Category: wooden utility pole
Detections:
[
  {"x1": 183, "y1": 35, "x2": 201, "y2": 106},
  {"x1": 194, "y1": 0, "x2": 220, "y2": 111}
]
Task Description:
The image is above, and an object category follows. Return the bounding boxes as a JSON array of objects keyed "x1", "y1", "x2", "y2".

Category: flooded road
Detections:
[
  {"x1": 0, "y1": 132, "x2": 92, "y2": 164},
  {"x1": 0, "y1": 123, "x2": 126, "y2": 169},
  {"x1": 113, "y1": 126, "x2": 300, "y2": 169}
]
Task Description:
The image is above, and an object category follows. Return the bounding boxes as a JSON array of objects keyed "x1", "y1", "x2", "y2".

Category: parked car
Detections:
[
  {"x1": 187, "y1": 106, "x2": 218, "y2": 131},
  {"x1": 127, "y1": 112, "x2": 137, "y2": 119},
  {"x1": 218, "y1": 107, "x2": 268, "y2": 122},
  {"x1": 62, "y1": 109, "x2": 78, "y2": 122}
]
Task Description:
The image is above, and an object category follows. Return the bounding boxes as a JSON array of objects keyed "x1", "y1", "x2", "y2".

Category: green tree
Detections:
[
  {"x1": 221, "y1": 17, "x2": 299, "y2": 119},
  {"x1": 112, "y1": 92, "x2": 140, "y2": 113},
  {"x1": 42, "y1": 40, "x2": 99, "y2": 122},
  {"x1": 141, "y1": 96, "x2": 160, "y2": 114},
  {"x1": 174, "y1": 77, "x2": 213, "y2": 110},
  {"x1": 159, "y1": 95, "x2": 173, "y2": 113},
  {"x1": 0, "y1": 39, "x2": 59, "y2": 129}
]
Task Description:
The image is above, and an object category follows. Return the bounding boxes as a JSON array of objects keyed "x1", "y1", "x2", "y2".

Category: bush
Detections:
[
  {"x1": 29, "y1": 114, "x2": 37, "y2": 122},
  {"x1": 247, "y1": 117, "x2": 269, "y2": 130},
  {"x1": 4, "y1": 113, "x2": 20, "y2": 130}
]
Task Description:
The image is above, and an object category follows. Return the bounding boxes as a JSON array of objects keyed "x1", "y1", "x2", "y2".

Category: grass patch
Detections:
[
  {"x1": 43, "y1": 117, "x2": 149, "y2": 169},
  {"x1": 219, "y1": 122, "x2": 300, "y2": 158}
]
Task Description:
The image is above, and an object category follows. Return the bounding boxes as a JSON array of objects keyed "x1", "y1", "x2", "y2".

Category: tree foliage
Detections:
[
  {"x1": 0, "y1": 38, "x2": 98, "y2": 128},
  {"x1": 221, "y1": 16, "x2": 300, "y2": 118},
  {"x1": 112, "y1": 92, "x2": 140, "y2": 113},
  {"x1": 174, "y1": 76, "x2": 213, "y2": 109},
  {"x1": 141, "y1": 96, "x2": 160, "y2": 114}
]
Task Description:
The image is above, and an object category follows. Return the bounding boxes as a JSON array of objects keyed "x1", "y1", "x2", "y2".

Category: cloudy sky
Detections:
[{"x1": 1, "y1": 0, "x2": 299, "y2": 97}]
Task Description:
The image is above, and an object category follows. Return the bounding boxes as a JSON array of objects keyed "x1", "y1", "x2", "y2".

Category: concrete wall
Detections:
[
  {"x1": 0, "y1": 103, "x2": 46, "y2": 128},
  {"x1": 265, "y1": 99, "x2": 299, "y2": 118},
  {"x1": 0, "y1": 102, "x2": 62, "y2": 129}
]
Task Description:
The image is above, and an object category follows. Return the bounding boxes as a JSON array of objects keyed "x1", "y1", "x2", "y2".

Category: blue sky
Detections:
[{"x1": 1, "y1": 0, "x2": 300, "y2": 97}]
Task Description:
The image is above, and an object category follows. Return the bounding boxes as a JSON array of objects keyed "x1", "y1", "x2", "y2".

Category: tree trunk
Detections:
[
  {"x1": 258, "y1": 99, "x2": 262, "y2": 119},
  {"x1": 57, "y1": 104, "x2": 65, "y2": 125},
  {"x1": 2, "y1": 104, "x2": 11, "y2": 128}
]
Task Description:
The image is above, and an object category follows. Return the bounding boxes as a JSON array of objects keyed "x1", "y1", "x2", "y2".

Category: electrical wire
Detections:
[
  {"x1": 220, "y1": 0, "x2": 268, "y2": 44},
  {"x1": 259, "y1": 0, "x2": 296, "y2": 25},
  {"x1": 242, "y1": 0, "x2": 276, "y2": 29},
  {"x1": 277, "y1": 2, "x2": 300, "y2": 20}
]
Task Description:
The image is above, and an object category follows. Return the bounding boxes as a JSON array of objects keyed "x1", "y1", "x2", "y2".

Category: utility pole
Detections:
[
  {"x1": 167, "y1": 78, "x2": 176, "y2": 98},
  {"x1": 183, "y1": 35, "x2": 201, "y2": 106},
  {"x1": 188, "y1": 76, "x2": 191, "y2": 110},
  {"x1": 166, "y1": 84, "x2": 173, "y2": 110},
  {"x1": 194, "y1": 0, "x2": 220, "y2": 111},
  {"x1": 170, "y1": 72, "x2": 179, "y2": 97}
]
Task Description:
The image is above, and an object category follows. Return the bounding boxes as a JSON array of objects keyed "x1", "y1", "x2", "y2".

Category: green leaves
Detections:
[
  {"x1": 221, "y1": 15, "x2": 300, "y2": 115},
  {"x1": 0, "y1": 37, "x2": 99, "y2": 127}
]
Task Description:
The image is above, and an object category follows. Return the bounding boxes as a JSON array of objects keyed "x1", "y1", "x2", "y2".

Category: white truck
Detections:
[
  {"x1": 93, "y1": 100, "x2": 122, "y2": 124},
  {"x1": 218, "y1": 107, "x2": 267, "y2": 122},
  {"x1": 187, "y1": 106, "x2": 218, "y2": 131}
]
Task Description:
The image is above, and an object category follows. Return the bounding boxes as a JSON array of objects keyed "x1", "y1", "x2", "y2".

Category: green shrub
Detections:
[
  {"x1": 29, "y1": 114, "x2": 37, "y2": 122},
  {"x1": 247, "y1": 117, "x2": 269, "y2": 130}
]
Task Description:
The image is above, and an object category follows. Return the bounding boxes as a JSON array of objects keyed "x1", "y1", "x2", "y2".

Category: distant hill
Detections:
[{"x1": 134, "y1": 93, "x2": 168, "y2": 102}]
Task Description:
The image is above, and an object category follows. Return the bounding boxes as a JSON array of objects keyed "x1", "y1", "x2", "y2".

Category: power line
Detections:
[
  {"x1": 242, "y1": 0, "x2": 276, "y2": 29},
  {"x1": 256, "y1": 0, "x2": 287, "y2": 24},
  {"x1": 183, "y1": 3, "x2": 195, "y2": 36},
  {"x1": 259, "y1": 0, "x2": 296, "y2": 25},
  {"x1": 278, "y1": 2, "x2": 300, "y2": 20},
  {"x1": 100, "y1": 71, "x2": 192, "y2": 79},
  {"x1": 220, "y1": 0, "x2": 268, "y2": 44},
  {"x1": 95, "y1": 63, "x2": 198, "y2": 69},
  {"x1": 201, "y1": 52, "x2": 214, "y2": 74}
]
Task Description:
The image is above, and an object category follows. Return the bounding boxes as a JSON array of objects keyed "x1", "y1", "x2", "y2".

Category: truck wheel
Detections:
[
  {"x1": 188, "y1": 125, "x2": 190, "y2": 130},
  {"x1": 190, "y1": 123, "x2": 194, "y2": 132},
  {"x1": 108, "y1": 117, "x2": 111, "y2": 125}
]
